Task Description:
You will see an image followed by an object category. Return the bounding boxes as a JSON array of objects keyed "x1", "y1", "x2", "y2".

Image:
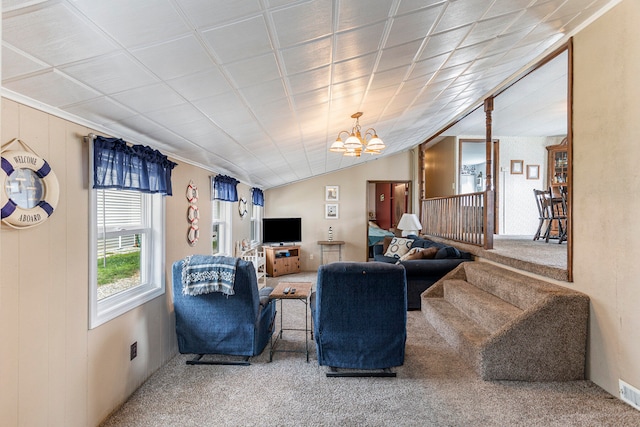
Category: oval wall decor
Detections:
[{"x1": 1, "y1": 149, "x2": 59, "y2": 229}]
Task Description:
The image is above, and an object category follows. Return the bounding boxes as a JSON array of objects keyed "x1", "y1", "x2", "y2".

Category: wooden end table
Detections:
[{"x1": 269, "y1": 281, "x2": 313, "y2": 362}]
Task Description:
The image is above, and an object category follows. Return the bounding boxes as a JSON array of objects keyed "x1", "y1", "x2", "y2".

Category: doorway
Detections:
[{"x1": 366, "y1": 180, "x2": 412, "y2": 259}]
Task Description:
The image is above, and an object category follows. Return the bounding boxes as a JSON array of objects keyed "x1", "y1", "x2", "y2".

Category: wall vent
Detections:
[{"x1": 619, "y1": 379, "x2": 640, "y2": 411}]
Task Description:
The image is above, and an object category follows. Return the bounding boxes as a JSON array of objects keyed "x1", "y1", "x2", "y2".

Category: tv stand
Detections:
[{"x1": 264, "y1": 245, "x2": 301, "y2": 277}]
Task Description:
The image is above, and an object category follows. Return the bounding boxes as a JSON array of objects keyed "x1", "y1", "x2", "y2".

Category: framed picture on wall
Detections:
[
  {"x1": 510, "y1": 160, "x2": 524, "y2": 174},
  {"x1": 325, "y1": 203, "x2": 339, "y2": 219},
  {"x1": 325, "y1": 185, "x2": 339, "y2": 201},
  {"x1": 527, "y1": 164, "x2": 540, "y2": 180}
]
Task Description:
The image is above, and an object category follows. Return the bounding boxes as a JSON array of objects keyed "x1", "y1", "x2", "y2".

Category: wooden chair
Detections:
[
  {"x1": 533, "y1": 189, "x2": 550, "y2": 241},
  {"x1": 549, "y1": 186, "x2": 568, "y2": 243}
]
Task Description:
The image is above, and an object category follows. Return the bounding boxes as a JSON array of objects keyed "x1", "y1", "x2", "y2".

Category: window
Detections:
[
  {"x1": 212, "y1": 199, "x2": 231, "y2": 255},
  {"x1": 89, "y1": 189, "x2": 165, "y2": 329},
  {"x1": 251, "y1": 203, "x2": 263, "y2": 244}
]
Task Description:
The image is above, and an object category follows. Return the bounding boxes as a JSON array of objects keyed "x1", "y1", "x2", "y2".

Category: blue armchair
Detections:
[
  {"x1": 310, "y1": 262, "x2": 407, "y2": 377},
  {"x1": 172, "y1": 256, "x2": 276, "y2": 365}
]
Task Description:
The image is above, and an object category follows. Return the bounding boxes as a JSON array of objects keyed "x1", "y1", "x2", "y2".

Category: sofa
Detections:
[{"x1": 373, "y1": 235, "x2": 472, "y2": 310}]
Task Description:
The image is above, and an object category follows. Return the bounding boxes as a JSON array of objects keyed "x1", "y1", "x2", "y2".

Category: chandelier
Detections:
[{"x1": 329, "y1": 112, "x2": 385, "y2": 157}]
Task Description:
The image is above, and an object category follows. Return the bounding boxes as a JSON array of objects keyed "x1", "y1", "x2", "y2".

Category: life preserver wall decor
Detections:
[
  {"x1": 186, "y1": 180, "x2": 199, "y2": 246},
  {"x1": 1, "y1": 140, "x2": 59, "y2": 229}
]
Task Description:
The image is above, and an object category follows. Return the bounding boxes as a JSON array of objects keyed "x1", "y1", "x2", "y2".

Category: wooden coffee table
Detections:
[{"x1": 269, "y1": 282, "x2": 313, "y2": 362}]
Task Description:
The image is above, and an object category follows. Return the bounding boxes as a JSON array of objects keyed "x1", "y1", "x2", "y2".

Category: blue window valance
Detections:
[
  {"x1": 251, "y1": 188, "x2": 264, "y2": 207},
  {"x1": 212, "y1": 174, "x2": 239, "y2": 202},
  {"x1": 93, "y1": 136, "x2": 177, "y2": 195}
]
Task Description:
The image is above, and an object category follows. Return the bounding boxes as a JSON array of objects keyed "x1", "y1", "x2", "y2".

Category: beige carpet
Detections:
[
  {"x1": 428, "y1": 235, "x2": 568, "y2": 281},
  {"x1": 100, "y1": 272, "x2": 640, "y2": 427}
]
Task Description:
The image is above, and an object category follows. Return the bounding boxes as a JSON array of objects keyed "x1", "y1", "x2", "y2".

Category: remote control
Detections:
[
  {"x1": 290, "y1": 288, "x2": 296, "y2": 295},
  {"x1": 284, "y1": 287, "x2": 290, "y2": 294}
]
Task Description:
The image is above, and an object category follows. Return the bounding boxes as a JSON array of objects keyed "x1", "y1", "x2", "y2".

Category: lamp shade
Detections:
[{"x1": 397, "y1": 213, "x2": 422, "y2": 237}]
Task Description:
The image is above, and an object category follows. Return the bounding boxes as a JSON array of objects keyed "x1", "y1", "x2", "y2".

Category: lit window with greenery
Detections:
[
  {"x1": 211, "y1": 175, "x2": 239, "y2": 256},
  {"x1": 89, "y1": 136, "x2": 176, "y2": 329}
]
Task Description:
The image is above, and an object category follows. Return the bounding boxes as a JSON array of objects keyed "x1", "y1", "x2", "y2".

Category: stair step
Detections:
[
  {"x1": 463, "y1": 263, "x2": 553, "y2": 310},
  {"x1": 443, "y1": 279, "x2": 523, "y2": 334},
  {"x1": 422, "y1": 298, "x2": 490, "y2": 365}
]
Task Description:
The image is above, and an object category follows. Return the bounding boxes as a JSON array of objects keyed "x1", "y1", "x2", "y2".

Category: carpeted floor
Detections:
[
  {"x1": 430, "y1": 234, "x2": 569, "y2": 281},
  {"x1": 100, "y1": 272, "x2": 640, "y2": 427}
]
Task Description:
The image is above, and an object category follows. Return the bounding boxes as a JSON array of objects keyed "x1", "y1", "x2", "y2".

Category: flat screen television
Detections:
[{"x1": 262, "y1": 217, "x2": 302, "y2": 245}]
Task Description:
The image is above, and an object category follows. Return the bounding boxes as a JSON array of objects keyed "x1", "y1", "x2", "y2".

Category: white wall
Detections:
[
  {"x1": 496, "y1": 135, "x2": 564, "y2": 235},
  {"x1": 265, "y1": 151, "x2": 412, "y2": 270},
  {"x1": 573, "y1": 0, "x2": 640, "y2": 397}
]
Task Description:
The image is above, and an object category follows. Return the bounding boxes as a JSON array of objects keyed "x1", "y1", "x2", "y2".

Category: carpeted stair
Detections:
[{"x1": 421, "y1": 262, "x2": 589, "y2": 381}]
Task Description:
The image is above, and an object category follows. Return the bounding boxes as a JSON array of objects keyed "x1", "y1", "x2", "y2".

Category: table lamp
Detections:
[{"x1": 397, "y1": 213, "x2": 422, "y2": 237}]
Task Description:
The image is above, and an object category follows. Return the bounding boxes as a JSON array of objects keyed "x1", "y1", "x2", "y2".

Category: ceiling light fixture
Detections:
[{"x1": 330, "y1": 112, "x2": 385, "y2": 157}]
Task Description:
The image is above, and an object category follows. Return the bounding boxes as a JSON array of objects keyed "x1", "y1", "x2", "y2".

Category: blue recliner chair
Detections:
[
  {"x1": 310, "y1": 262, "x2": 407, "y2": 377},
  {"x1": 172, "y1": 255, "x2": 276, "y2": 365}
]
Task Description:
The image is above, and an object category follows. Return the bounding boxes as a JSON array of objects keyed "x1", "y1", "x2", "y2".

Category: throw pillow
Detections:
[
  {"x1": 384, "y1": 237, "x2": 413, "y2": 259},
  {"x1": 434, "y1": 246, "x2": 462, "y2": 259},
  {"x1": 397, "y1": 247, "x2": 424, "y2": 262},
  {"x1": 421, "y1": 246, "x2": 438, "y2": 259}
]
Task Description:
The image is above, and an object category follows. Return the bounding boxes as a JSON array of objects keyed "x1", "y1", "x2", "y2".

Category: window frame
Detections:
[
  {"x1": 88, "y1": 147, "x2": 166, "y2": 330},
  {"x1": 212, "y1": 199, "x2": 232, "y2": 256},
  {"x1": 251, "y1": 202, "x2": 263, "y2": 244}
]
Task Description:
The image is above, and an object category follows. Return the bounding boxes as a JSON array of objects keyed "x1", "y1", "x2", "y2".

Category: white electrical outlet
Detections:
[{"x1": 309, "y1": 253, "x2": 314, "y2": 260}]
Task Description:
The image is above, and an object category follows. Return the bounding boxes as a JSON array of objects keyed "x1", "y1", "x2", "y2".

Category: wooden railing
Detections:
[{"x1": 421, "y1": 191, "x2": 494, "y2": 249}]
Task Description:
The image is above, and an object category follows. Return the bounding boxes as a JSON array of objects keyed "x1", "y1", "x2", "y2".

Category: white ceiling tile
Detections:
[
  {"x1": 332, "y1": 53, "x2": 377, "y2": 84},
  {"x1": 462, "y1": 13, "x2": 522, "y2": 48},
  {"x1": 293, "y1": 87, "x2": 330, "y2": 110},
  {"x1": 271, "y1": 0, "x2": 333, "y2": 48},
  {"x1": 280, "y1": 36, "x2": 332, "y2": 75},
  {"x1": 3, "y1": 69, "x2": 100, "y2": 107},
  {"x1": 132, "y1": 35, "x2": 214, "y2": 80},
  {"x1": 3, "y1": 2, "x2": 117, "y2": 66},
  {"x1": 240, "y1": 79, "x2": 288, "y2": 106},
  {"x1": 62, "y1": 97, "x2": 136, "y2": 125},
  {"x1": 396, "y1": 0, "x2": 447, "y2": 15},
  {"x1": 224, "y1": 53, "x2": 282, "y2": 87},
  {"x1": 377, "y1": 39, "x2": 424, "y2": 72},
  {"x1": 386, "y1": 4, "x2": 444, "y2": 48},
  {"x1": 444, "y1": 41, "x2": 491, "y2": 69},
  {"x1": 337, "y1": 0, "x2": 394, "y2": 32},
  {"x1": 145, "y1": 103, "x2": 207, "y2": 129},
  {"x1": 193, "y1": 92, "x2": 247, "y2": 119},
  {"x1": 201, "y1": 15, "x2": 273, "y2": 64},
  {"x1": 2, "y1": 0, "x2": 49, "y2": 13},
  {"x1": 370, "y1": 66, "x2": 409, "y2": 91},
  {"x1": 111, "y1": 83, "x2": 185, "y2": 114},
  {"x1": 175, "y1": 0, "x2": 263, "y2": 29},
  {"x1": 288, "y1": 66, "x2": 330, "y2": 95},
  {"x1": 59, "y1": 52, "x2": 158, "y2": 94},
  {"x1": 166, "y1": 68, "x2": 233, "y2": 101},
  {"x1": 208, "y1": 105, "x2": 257, "y2": 130},
  {"x1": 330, "y1": 76, "x2": 369, "y2": 100},
  {"x1": 409, "y1": 52, "x2": 448, "y2": 80},
  {"x1": 420, "y1": 25, "x2": 472, "y2": 60},
  {"x1": 1, "y1": 45, "x2": 49, "y2": 80},
  {"x1": 508, "y1": 2, "x2": 562, "y2": 33},
  {"x1": 110, "y1": 114, "x2": 172, "y2": 139},
  {"x1": 334, "y1": 23, "x2": 386, "y2": 62},
  {"x1": 434, "y1": 0, "x2": 493, "y2": 33},
  {"x1": 73, "y1": 0, "x2": 190, "y2": 49},
  {"x1": 483, "y1": 0, "x2": 532, "y2": 20},
  {"x1": 252, "y1": 98, "x2": 295, "y2": 125}
]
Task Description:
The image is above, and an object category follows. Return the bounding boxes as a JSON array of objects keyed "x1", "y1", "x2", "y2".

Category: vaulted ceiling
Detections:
[{"x1": 2, "y1": 0, "x2": 616, "y2": 189}]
